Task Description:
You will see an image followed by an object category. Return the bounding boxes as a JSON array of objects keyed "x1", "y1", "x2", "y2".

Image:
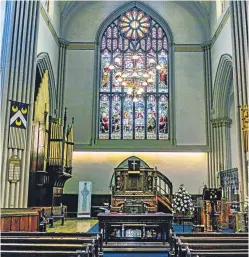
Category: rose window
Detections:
[{"x1": 119, "y1": 10, "x2": 150, "y2": 40}]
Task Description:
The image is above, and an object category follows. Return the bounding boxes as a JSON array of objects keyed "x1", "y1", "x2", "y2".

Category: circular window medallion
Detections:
[{"x1": 119, "y1": 10, "x2": 150, "y2": 40}]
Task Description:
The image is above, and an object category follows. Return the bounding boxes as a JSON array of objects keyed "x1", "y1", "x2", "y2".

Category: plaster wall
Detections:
[
  {"x1": 211, "y1": 18, "x2": 233, "y2": 88},
  {"x1": 64, "y1": 50, "x2": 94, "y2": 144},
  {"x1": 64, "y1": 152, "x2": 208, "y2": 195},
  {"x1": 209, "y1": 1, "x2": 230, "y2": 37},
  {"x1": 40, "y1": 0, "x2": 61, "y2": 36},
  {"x1": 175, "y1": 52, "x2": 206, "y2": 145},
  {"x1": 37, "y1": 11, "x2": 59, "y2": 87}
]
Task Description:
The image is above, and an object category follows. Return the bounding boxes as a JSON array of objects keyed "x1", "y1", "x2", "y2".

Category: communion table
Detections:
[{"x1": 98, "y1": 212, "x2": 173, "y2": 245}]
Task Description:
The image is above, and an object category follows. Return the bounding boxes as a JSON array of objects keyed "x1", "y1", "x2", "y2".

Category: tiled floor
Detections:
[{"x1": 47, "y1": 218, "x2": 98, "y2": 233}]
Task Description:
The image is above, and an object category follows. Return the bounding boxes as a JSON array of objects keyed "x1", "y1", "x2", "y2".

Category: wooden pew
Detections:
[
  {"x1": 0, "y1": 250, "x2": 89, "y2": 257},
  {"x1": 1, "y1": 232, "x2": 103, "y2": 257},
  {"x1": 172, "y1": 232, "x2": 248, "y2": 257},
  {"x1": 1, "y1": 209, "x2": 39, "y2": 232},
  {"x1": 32, "y1": 205, "x2": 67, "y2": 230}
]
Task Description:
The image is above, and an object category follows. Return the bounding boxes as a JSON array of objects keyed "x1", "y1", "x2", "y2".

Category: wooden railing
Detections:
[{"x1": 169, "y1": 229, "x2": 192, "y2": 257}]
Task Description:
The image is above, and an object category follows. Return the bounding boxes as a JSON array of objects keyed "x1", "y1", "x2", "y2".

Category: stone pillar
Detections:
[
  {"x1": 203, "y1": 45, "x2": 213, "y2": 187},
  {"x1": 230, "y1": 1, "x2": 248, "y2": 204},
  {"x1": 210, "y1": 118, "x2": 232, "y2": 187},
  {"x1": 57, "y1": 41, "x2": 67, "y2": 121},
  {"x1": 1, "y1": 1, "x2": 40, "y2": 208}
]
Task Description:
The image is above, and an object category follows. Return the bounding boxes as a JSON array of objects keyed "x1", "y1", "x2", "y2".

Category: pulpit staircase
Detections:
[{"x1": 156, "y1": 171, "x2": 173, "y2": 213}]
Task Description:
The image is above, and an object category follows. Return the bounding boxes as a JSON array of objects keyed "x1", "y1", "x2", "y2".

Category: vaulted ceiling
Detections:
[{"x1": 57, "y1": 1, "x2": 211, "y2": 38}]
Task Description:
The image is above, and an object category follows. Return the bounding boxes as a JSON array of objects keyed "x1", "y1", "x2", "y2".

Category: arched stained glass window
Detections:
[{"x1": 99, "y1": 8, "x2": 169, "y2": 140}]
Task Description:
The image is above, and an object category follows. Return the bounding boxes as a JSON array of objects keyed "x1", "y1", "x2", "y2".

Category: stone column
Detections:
[
  {"x1": 203, "y1": 45, "x2": 213, "y2": 187},
  {"x1": 210, "y1": 118, "x2": 232, "y2": 187},
  {"x1": 1, "y1": 1, "x2": 40, "y2": 208},
  {"x1": 230, "y1": 1, "x2": 248, "y2": 204},
  {"x1": 57, "y1": 41, "x2": 67, "y2": 121}
]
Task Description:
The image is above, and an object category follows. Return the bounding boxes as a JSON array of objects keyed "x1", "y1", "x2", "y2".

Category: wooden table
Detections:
[{"x1": 98, "y1": 212, "x2": 173, "y2": 245}]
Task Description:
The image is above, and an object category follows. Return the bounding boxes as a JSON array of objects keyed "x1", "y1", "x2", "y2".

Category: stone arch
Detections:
[
  {"x1": 212, "y1": 54, "x2": 233, "y2": 119},
  {"x1": 209, "y1": 54, "x2": 234, "y2": 187},
  {"x1": 36, "y1": 52, "x2": 57, "y2": 116},
  {"x1": 92, "y1": 1, "x2": 175, "y2": 144}
]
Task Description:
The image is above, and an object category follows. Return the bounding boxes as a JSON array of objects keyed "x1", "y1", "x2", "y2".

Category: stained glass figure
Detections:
[
  {"x1": 147, "y1": 95, "x2": 157, "y2": 139},
  {"x1": 100, "y1": 51, "x2": 111, "y2": 92},
  {"x1": 123, "y1": 96, "x2": 133, "y2": 139},
  {"x1": 111, "y1": 95, "x2": 121, "y2": 139},
  {"x1": 158, "y1": 50, "x2": 168, "y2": 92},
  {"x1": 99, "y1": 7, "x2": 169, "y2": 140},
  {"x1": 135, "y1": 96, "x2": 145, "y2": 139},
  {"x1": 99, "y1": 94, "x2": 110, "y2": 139},
  {"x1": 159, "y1": 95, "x2": 168, "y2": 139}
]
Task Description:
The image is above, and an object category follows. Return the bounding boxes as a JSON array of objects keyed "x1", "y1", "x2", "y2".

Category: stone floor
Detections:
[{"x1": 47, "y1": 218, "x2": 98, "y2": 233}]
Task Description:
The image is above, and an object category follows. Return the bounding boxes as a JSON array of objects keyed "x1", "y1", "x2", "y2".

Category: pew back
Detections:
[
  {"x1": 1, "y1": 232, "x2": 103, "y2": 257},
  {"x1": 1, "y1": 209, "x2": 39, "y2": 232}
]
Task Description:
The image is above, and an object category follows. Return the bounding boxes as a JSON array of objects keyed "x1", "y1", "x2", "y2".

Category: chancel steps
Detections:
[{"x1": 103, "y1": 241, "x2": 170, "y2": 252}]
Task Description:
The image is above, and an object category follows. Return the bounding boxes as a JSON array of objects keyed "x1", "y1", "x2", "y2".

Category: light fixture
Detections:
[
  {"x1": 127, "y1": 88, "x2": 133, "y2": 95},
  {"x1": 108, "y1": 51, "x2": 161, "y2": 101},
  {"x1": 147, "y1": 77, "x2": 153, "y2": 83},
  {"x1": 109, "y1": 64, "x2": 115, "y2": 70}
]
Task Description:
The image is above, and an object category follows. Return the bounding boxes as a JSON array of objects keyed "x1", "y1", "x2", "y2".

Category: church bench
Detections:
[
  {"x1": 32, "y1": 205, "x2": 67, "y2": 230},
  {"x1": 1, "y1": 237, "x2": 100, "y2": 257},
  {"x1": 172, "y1": 233, "x2": 249, "y2": 257},
  {"x1": 1, "y1": 209, "x2": 40, "y2": 232},
  {"x1": 1, "y1": 243, "x2": 92, "y2": 257},
  {"x1": 0, "y1": 250, "x2": 90, "y2": 257},
  {"x1": 1, "y1": 232, "x2": 103, "y2": 257},
  {"x1": 1, "y1": 242, "x2": 90, "y2": 251}
]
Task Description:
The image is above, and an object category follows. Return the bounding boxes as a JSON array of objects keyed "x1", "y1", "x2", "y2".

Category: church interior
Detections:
[{"x1": 0, "y1": 0, "x2": 248, "y2": 256}]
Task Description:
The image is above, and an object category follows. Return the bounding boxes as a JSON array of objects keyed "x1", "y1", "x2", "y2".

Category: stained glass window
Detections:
[{"x1": 99, "y1": 8, "x2": 169, "y2": 140}]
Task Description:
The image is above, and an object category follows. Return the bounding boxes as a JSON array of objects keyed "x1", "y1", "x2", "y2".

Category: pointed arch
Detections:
[
  {"x1": 95, "y1": 1, "x2": 174, "y2": 43},
  {"x1": 213, "y1": 54, "x2": 233, "y2": 118},
  {"x1": 117, "y1": 156, "x2": 150, "y2": 169},
  {"x1": 92, "y1": 1, "x2": 175, "y2": 144},
  {"x1": 37, "y1": 52, "x2": 57, "y2": 116}
]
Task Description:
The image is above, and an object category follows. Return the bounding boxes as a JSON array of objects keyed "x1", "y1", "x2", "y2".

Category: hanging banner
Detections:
[
  {"x1": 8, "y1": 101, "x2": 29, "y2": 149},
  {"x1": 77, "y1": 181, "x2": 92, "y2": 218}
]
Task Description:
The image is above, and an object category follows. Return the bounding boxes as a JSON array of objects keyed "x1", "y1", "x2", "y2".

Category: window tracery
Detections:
[{"x1": 99, "y1": 8, "x2": 169, "y2": 140}]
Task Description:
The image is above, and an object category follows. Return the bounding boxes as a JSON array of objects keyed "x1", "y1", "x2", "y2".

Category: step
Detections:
[{"x1": 103, "y1": 241, "x2": 170, "y2": 252}]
